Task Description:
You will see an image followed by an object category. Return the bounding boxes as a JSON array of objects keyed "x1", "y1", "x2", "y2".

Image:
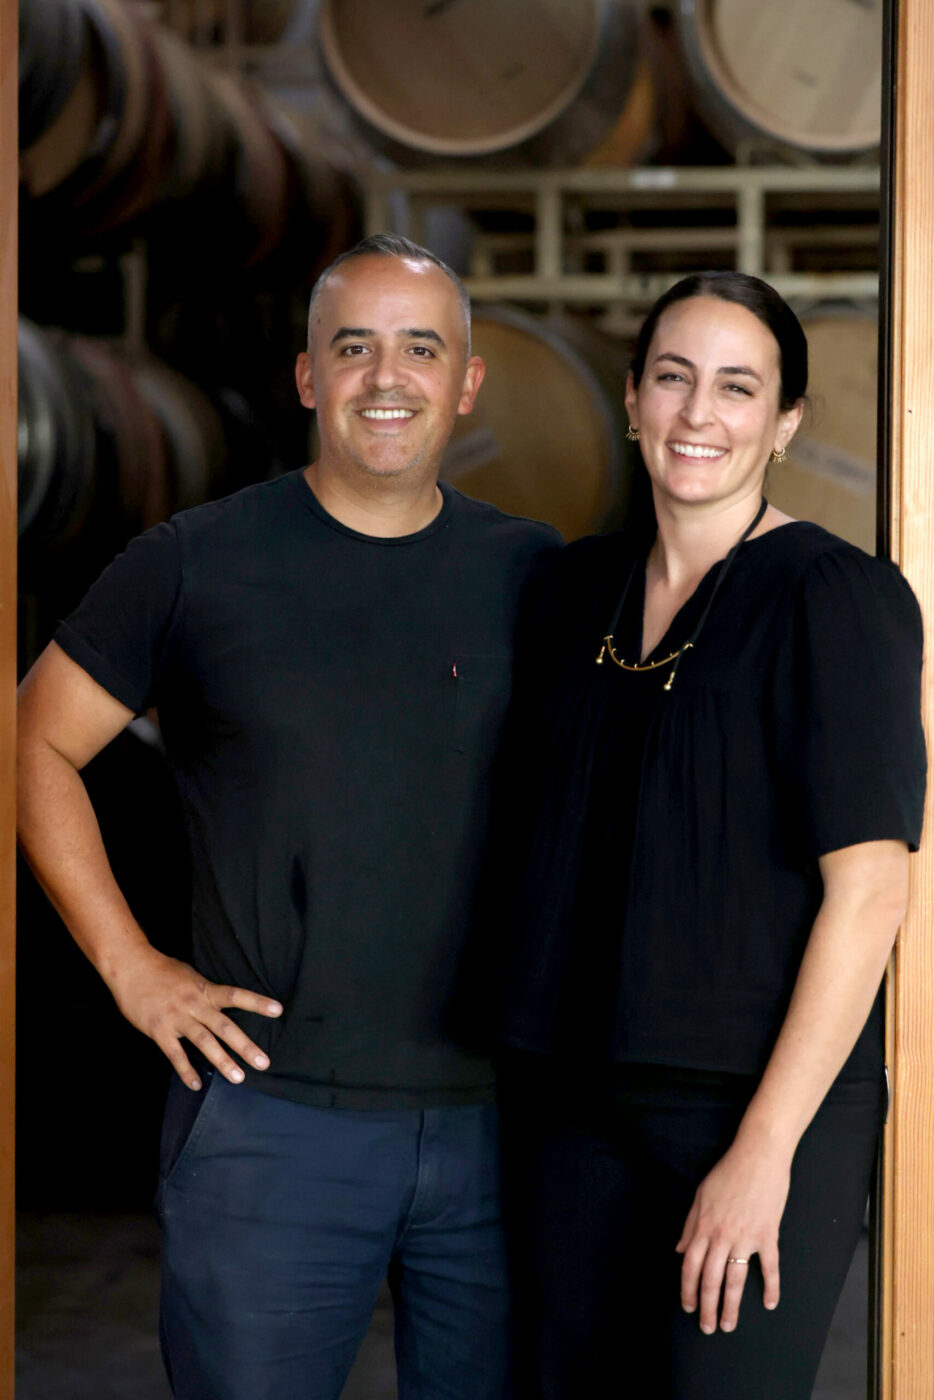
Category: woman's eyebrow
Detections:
[
  {"x1": 652, "y1": 352, "x2": 762, "y2": 382},
  {"x1": 652, "y1": 352, "x2": 694, "y2": 369},
  {"x1": 718, "y1": 364, "x2": 762, "y2": 381}
]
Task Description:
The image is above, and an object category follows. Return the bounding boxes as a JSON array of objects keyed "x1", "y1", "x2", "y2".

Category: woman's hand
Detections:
[{"x1": 676, "y1": 1135, "x2": 792, "y2": 1334}]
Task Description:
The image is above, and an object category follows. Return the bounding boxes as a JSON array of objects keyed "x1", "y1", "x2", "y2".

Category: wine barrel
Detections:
[
  {"x1": 677, "y1": 0, "x2": 883, "y2": 160},
  {"x1": 83, "y1": 0, "x2": 149, "y2": 192},
  {"x1": 768, "y1": 312, "x2": 877, "y2": 553},
  {"x1": 580, "y1": 57, "x2": 656, "y2": 167},
  {"x1": 583, "y1": 10, "x2": 693, "y2": 167},
  {"x1": 265, "y1": 105, "x2": 364, "y2": 278},
  {"x1": 441, "y1": 307, "x2": 633, "y2": 541},
  {"x1": 17, "y1": 320, "x2": 101, "y2": 561},
  {"x1": 318, "y1": 0, "x2": 643, "y2": 165},
  {"x1": 130, "y1": 358, "x2": 227, "y2": 513},
  {"x1": 20, "y1": 0, "x2": 356, "y2": 271},
  {"x1": 206, "y1": 72, "x2": 294, "y2": 268},
  {"x1": 153, "y1": 26, "x2": 236, "y2": 203},
  {"x1": 18, "y1": 320, "x2": 281, "y2": 603},
  {"x1": 20, "y1": 0, "x2": 140, "y2": 208},
  {"x1": 18, "y1": 320, "x2": 64, "y2": 541},
  {"x1": 18, "y1": 0, "x2": 88, "y2": 150},
  {"x1": 79, "y1": 9, "x2": 177, "y2": 235},
  {"x1": 161, "y1": 0, "x2": 304, "y2": 46},
  {"x1": 69, "y1": 338, "x2": 173, "y2": 533},
  {"x1": 19, "y1": 16, "x2": 105, "y2": 198},
  {"x1": 62, "y1": 0, "x2": 165, "y2": 234}
]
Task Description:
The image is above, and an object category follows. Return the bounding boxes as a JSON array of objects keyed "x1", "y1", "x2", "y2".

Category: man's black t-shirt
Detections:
[{"x1": 56, "y1": 470, "x2": 559, "y2": 1108}]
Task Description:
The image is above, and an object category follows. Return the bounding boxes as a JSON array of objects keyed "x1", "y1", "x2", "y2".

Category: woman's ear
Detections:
[
  {"x1": 775, "y1": 397, "x2": 805, "y2": 455},
  {"x1": 624, "y1": 370, "x2": 638, "y2": 428}
]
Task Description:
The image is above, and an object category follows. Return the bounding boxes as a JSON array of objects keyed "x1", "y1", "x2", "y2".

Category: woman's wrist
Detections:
[{"x1": 732, "y1": 1101, "x2": 803, "y2": 1166}]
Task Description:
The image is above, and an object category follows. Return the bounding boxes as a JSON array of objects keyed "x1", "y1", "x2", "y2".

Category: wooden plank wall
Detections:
[
  {"x1": 882, "y1": 0, "x2": 934, "y2": 1393},
  {"x1": 0, "y1": 0, "x2": 15, "y2": 1393}
]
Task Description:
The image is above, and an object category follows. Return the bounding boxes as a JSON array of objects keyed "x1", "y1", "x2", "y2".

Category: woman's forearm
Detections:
[
  {"x1": 735, "y1": 839, "x2": 908, "y2": 1162},
  {"x1": 676, "y1": 839, "x2": 909, "y2": 1331}
]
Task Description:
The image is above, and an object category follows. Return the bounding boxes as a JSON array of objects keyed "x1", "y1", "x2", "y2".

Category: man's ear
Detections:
[
  {"x1": 457, "y1": 356, "x2": 486, "y2": 416},
  {"x1": 295, "y1": 352, "x2": 316, "y2": 410}
]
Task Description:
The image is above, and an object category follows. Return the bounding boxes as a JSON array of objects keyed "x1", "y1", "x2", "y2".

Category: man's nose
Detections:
[{"x1": 363, "y1": 349, "x2": 407, "y2": 392}]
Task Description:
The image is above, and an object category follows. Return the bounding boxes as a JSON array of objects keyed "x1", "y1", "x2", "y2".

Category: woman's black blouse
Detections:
[{"x1": 497, "y1": 522, "x2": 926, "y2": 1083}]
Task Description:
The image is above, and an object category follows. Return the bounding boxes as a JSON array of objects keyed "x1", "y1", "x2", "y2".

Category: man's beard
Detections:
[
  {"x1": 340, "y1": 397, "x2": 431, "y2": 479},
  {"x1": 347, "y1": 444, "x2": 428, "y2": 478}
]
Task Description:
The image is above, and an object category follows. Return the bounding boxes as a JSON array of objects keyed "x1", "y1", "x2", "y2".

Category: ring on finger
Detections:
[{"x1": 726, "y1": 1257, "x2": 750, "y2": 1266}]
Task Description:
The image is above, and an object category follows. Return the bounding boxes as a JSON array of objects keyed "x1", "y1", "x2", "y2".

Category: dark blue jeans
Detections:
[{"x1": 155, "y1": 1070, "x2": 513, "y2": 1400}]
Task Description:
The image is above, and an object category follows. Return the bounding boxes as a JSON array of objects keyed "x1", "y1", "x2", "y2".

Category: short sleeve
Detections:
[
  {"x1": 776, "y1": 547, "x2": 926, "y2": 856},
  {"x1": 54, "y1": 520, "x2": 184, "y2": 714}
]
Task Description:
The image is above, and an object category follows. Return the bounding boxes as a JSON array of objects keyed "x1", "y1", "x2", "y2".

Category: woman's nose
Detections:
[{"x1": 680, "y1": 384, "x2": 715, "y2": 429}]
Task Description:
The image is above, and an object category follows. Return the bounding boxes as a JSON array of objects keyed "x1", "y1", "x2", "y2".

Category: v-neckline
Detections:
[
  {"x1": 634, "y1": 555, "x2": 722, "y2": 665},
  {"x1": 634, "y1": 520, "x2": 804, "y2": 663}
]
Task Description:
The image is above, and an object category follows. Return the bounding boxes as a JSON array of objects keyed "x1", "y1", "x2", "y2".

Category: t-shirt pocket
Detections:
[{"x1": 452, "y1": 653, "x2": 513, "y2": 756}]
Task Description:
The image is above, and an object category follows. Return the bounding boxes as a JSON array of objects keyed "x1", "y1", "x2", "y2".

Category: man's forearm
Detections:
[
  {"x1": 17, "y1": 642, "x2": 282, "y2": 1087},
  {"x1": 17, "y1": 738, "x2": 154, "y2": 989}
]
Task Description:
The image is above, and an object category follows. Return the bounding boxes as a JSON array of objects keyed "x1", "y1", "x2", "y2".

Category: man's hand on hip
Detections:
[{"x1": 110, "y1": 945, "x2": 283, "y2": 1090}]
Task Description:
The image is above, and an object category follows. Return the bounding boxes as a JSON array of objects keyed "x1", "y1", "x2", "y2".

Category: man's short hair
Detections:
[{"x1": 306, "y1": 233, "x2": 472, "y2": 355}]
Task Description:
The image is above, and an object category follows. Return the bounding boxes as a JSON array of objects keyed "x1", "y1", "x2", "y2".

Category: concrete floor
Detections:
[{"x1": 16, "y1": 1212, "x2": 867, "y2": 1399}]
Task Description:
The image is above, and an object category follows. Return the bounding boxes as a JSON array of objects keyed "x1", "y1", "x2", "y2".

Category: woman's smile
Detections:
[{"x1": 666, "y1": 441, "x2": 728, "y2": 460}]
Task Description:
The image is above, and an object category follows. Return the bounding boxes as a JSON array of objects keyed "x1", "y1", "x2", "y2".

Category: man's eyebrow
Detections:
[
  {"x1": 330, "y1": 327, "x2": 374, "y2": 346},
  {"x1": 401, "y1": 328, "x2": 446, "y2": 348},
  {"x1": 329, "y1": 327, "x2": 447, "y2": 349},
  {"x1": 652, "y1": 352, "x2": 762, "y2": 382}
]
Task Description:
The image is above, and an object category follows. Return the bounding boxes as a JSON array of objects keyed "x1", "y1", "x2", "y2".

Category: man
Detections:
[{"x1": 17, "y1": 234, "x2": 559, "y2": 1399}]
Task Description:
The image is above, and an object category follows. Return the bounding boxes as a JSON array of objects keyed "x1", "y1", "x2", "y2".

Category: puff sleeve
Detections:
[{"x1": 773, "y1": 545, "x2": 926, "y2": 857}]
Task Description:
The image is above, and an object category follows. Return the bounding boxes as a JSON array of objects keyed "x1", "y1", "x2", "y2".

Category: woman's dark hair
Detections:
[{"x1": 630, "y1": 271, "x2": 808, "y2": 412}]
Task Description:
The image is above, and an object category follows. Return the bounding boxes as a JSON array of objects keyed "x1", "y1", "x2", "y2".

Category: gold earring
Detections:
[
  {"x1": 770, "y1": 445, "x2": 787, "y2": 464},
  {"x1": 626, "y1": 425, "x2": 640, "y2": 442}
]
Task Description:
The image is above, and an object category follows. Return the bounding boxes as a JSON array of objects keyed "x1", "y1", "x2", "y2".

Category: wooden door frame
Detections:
[
  {"x1": 880, "y1": 0, "x2": 934, "y2": 1394},
  {"x1": 1, "y1": 0, "x2": 17, "y2": 1393}
]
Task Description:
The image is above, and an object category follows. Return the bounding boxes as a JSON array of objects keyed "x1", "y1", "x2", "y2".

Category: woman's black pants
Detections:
[{"x1": 498, "y1": 1056, "x2": 884, "y2": 1400}]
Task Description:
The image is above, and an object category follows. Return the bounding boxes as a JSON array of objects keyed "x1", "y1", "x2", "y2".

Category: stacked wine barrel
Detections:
[
  {"x1": 19, "y1": 0, "x2": 357, "y2": 591},
  {"x1": 19, "y1": 0, "x2": 359, "y2": 268},
  {"x1": 152, "y1": 0, "x2": 883, "y2": 170},
  {"x1": 315, "y1": 0, "x2": 882, "y2": 167},
  {"x1": 677, "y1": 0, "x2": 883, "y2": 163},
  {"x1": 19, "y1": 0, "x2": 884, "y2": 554},
  {"x1": 17, "y1": 318, "x2": 285, "y2": 600}
]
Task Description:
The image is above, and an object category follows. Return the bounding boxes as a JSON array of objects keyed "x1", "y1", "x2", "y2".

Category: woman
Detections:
[{"x1": 496, "y1": 272, "x2": 926, "y2": 1399}]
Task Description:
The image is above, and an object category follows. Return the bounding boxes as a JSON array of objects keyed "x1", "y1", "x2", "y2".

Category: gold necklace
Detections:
[
  {"x1": 596, "y1": 637, "x2": 694, "y2": 692},
  {"x1": 595, "y1": 498, "x2": 768, "y2": 693}
]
